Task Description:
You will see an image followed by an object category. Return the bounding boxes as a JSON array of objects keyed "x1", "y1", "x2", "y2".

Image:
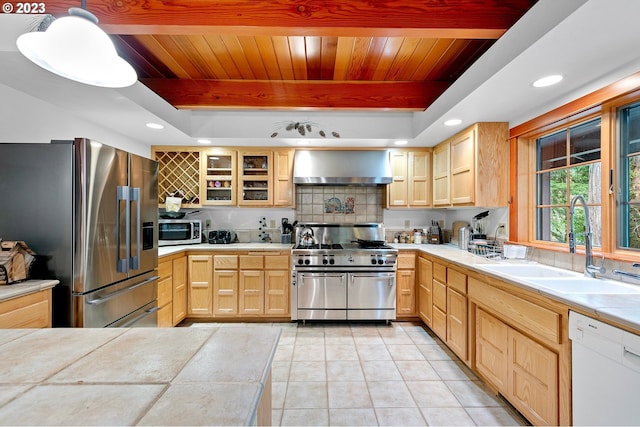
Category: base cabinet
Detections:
[
  {"x1": 469, "y1": 277, "x2": 567, "y2": 426},
  {"x1": 158, "y1": 254, "x2": 188, "y2": 327},
  {"x1": 188, "y1": 255, "x2": 214, "y2": 316},
  {"x1": 0, "y1": 289, "x2": 51, "y2": 328},
  {"x1": 186, "y1": 251, "x2": 289, "y2": 319},
  {"x1": 417, "y1": 256, "x2": 432, "y2": 326},
  {"x1": 396, "y1": 252, "x2": 416, "y2": 318}
]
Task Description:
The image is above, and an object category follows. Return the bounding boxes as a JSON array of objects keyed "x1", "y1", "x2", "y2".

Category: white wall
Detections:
[{"x1": 0, "y1": 83, "x2": 151, "y2": 157}]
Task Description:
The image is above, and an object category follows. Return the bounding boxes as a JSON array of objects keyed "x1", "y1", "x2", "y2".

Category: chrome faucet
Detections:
[{"x1": 569, "y1": 195, "x2": 605, "y2": 278}]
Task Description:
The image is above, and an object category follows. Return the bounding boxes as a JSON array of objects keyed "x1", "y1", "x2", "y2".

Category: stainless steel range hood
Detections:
[{"x1": 293, "y1": 150, "x2": 392, "y2": 185}]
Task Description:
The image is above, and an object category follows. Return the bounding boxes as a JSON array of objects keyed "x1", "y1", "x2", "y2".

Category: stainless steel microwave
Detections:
[{"x1": 158, "y1": 219, "x2": 202, "y2": 246}]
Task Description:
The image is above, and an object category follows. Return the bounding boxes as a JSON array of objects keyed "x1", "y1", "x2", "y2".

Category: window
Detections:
[
  {"x1": 535, "y1": 118, "x2": 602, "y2": 247},
  {"x1": 618, "y1": 102, "x2": 640, "y2": 250}
]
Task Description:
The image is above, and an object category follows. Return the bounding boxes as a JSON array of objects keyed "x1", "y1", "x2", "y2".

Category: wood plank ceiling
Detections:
[{"x1": 46, "y1": 1, "x2": 537, "y2": 111}]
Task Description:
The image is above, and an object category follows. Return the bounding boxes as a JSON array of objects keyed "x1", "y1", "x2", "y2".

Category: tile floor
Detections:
[{"x1": 187, "y1": 321, "x2": 529, "y2": 426}]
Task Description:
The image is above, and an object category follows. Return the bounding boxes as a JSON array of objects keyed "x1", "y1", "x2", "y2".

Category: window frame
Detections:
[{"x1": 510, "y1": 75, "x2": 640, "y2": 262}]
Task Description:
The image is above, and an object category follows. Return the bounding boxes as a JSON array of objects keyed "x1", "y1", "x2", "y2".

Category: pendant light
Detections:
[{"x1": 16, "y1": 3, "x2": 137, "y2": 88}]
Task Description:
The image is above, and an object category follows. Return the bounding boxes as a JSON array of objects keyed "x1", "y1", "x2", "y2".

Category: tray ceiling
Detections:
[{"x1": 45, "y1": 0, "x2": 537, "y2": 111}]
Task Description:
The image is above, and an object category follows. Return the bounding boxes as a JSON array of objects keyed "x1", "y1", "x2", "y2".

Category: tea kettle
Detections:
[{"x1": 299, "y1": 226, "x2": 315, "y2": 246}]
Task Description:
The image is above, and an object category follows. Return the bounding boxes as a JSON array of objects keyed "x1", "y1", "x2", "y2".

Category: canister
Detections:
[{"x1": 458, "y1": 226, "x2": 470, "y2": 250}]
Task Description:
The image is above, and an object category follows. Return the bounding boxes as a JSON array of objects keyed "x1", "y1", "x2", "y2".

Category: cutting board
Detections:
[{"x1": 452, "y1": 221, "x2": 469, "y2": 239}]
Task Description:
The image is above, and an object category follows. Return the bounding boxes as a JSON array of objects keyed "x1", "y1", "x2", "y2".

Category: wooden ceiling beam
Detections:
[
  {"x1": 140, "y1": 79, "x2": 449, "y2": 110},
  {"x1": 43, "y1": 0, "x2": 533, "y2": 38}
]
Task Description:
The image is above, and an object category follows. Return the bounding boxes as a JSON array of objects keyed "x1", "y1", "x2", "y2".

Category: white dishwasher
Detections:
[{"x1": 569, "y1": 311, "x2": 640, "y2": 425}]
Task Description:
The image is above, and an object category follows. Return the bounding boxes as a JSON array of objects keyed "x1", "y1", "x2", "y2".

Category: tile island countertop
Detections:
[{"x1": 0, "y1": 326, "x2": 280, "y2": 426}]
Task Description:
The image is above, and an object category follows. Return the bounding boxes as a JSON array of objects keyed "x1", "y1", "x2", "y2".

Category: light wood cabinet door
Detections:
[
  {"x1": 172, "y1": 256, "x2": 187, "y2": 325},
  {"x1": 450, "y1": 128, "x2": 475, "y2": 205},
  {"x1": 432, "y1": 306, "x2": 447, "y2": 340},
  {"x1": 273, "y1": 149, "x2": 294, "y2": 207},
  {"x1": 239, "y1": 270, "x2": 264, "y2": 315},
  {"x1": 388, "y1": 151, "x2": 409, "y2": 206},
  {"x1": 396, "y1": 269, "x2": 416, "y2": 317},
  {"x1": 417, "y1": 257, "x2": 432, "y2": 327},
  {"x1": 408, "y1": 151, "x2": 431, "y2": 206},
  {"x1": 157, "y1": 274, "x2": 173, "y2": 328},
  {"x1": 476, "y1": 308, "x2": 508, "y2": 391},
  {"x1": 446, "y1": 287, "x2": 467, "y2": 360},
  {"x1": 238, "y1": 151, "x2": 273, "y2": 206},
  {"x1": 188, "y1": 255, "x2": 213, "y2": 316},
  {"x1": 508, "y1": 327, "x2": 559, "y2": 426},
  {"x1": 213, "y1": 270, "x2": 239, "y2": 316},
  {"x1": 203, "y1": 149, "x2": 236, "y2": 205},
  {"x1": 265, "y1": 269, "x2": 290, "y2": 316},
  {"x1": 432, "y1": 142, "x2": 451, "y2": 206}
]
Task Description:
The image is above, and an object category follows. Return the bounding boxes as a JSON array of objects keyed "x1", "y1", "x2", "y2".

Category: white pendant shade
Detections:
[{"x1": 16, "y1": 11, "x2": 137, "y2": 88}]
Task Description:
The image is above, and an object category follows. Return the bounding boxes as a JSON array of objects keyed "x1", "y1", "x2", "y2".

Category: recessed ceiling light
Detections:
[
  {"x1": 146, "y1": 122, "x2": 164, "y2": 130},
  {"x1": 533, "y1": 74, "x2": 563, "y2": 88},
  {"x1": 444, "y1": 119, "x2": 462, "y2": 126},
  {"x1": 197, "y1": 139, "x2": 211, "y2": 144},
  {"x1": 394, "y1": 140, "x2": 408, "y2": 145}
]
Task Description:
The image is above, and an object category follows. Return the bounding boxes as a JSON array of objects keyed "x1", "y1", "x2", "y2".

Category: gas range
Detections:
[{"x1": 290, "y1": 223, "x2": 398, "y2": 322}]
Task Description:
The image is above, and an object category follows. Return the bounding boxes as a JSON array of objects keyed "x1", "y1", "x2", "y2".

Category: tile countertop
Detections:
[
  {"x1": 392, "y1": 243, "x2": 640, "y2": 334},
  {"x1": 0, "y1": 326, "x2": 280, "y2": 426},
  {"x1": 159, "y1": 243, "x2": 293, "y2": 257},
  {"x1": 0, "y1": 279, "x2": 59, "y2": 303}
]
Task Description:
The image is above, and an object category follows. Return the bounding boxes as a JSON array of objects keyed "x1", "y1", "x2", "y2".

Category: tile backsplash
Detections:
[{"x1": 295, "y1": 186, "x2": 383, "y2": 223}]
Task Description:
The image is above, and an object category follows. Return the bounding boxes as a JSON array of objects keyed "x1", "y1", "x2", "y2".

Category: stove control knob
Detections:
[
  {"x1": 329, "y1": 258, "x2": 335, "y2": 265},
  {"x1": 322, "y1": 258, "x2": 328, "y2": 265},
  {"x1": 370, "y1": 258, "x2": 377, "y2": 265},
  {"x1": 378, "y1": 259, "x2": 384, "y2": 265},
  {"x1": 297, "y1": 259, "x2": 304, "y2": 265},
  {"x1": 304, "y1": 259, "x2": 310, "y2": 265}
]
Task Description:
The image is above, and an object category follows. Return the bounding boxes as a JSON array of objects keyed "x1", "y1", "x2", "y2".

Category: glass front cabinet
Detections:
[
  {"x1": 203, "y1": 149, "x2": 236, "y2": 205},
  {"x1": 238, "y1": 151, "x2": 272, "y2": 205}
]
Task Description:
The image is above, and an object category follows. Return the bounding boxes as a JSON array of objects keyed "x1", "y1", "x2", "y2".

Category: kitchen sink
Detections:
[
  {"x1": 526, "y1": 277, "x2": 640, "y2": 294},
  {"x1": 474, "y1": 263, "x2": 578, "y2": 279}
]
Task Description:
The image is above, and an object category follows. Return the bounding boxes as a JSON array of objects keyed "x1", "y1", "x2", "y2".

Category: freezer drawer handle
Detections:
[
  {"x1": 116, "y1": 185, "x2": 131, "y2": 273},
  {"x1": 86, "y1": 275, "x2": 160, "y2": 305},
  {"x1": 121, "y1": 305, "x2": 159, "y2": 327}
]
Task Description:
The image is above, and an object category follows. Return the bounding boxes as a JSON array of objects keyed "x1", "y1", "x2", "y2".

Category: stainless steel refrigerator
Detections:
[{"x1": 0, "y1": 138, "x2": 159, "y2": 327}]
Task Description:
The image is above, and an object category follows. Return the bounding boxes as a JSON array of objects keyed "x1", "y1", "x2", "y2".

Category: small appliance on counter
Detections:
[
  {"x1": 159, "y1": 219, "x2": 202, "y2": 246},
  {"x1": 208, "y1": 230, "x2": 236, "y2": 244}
]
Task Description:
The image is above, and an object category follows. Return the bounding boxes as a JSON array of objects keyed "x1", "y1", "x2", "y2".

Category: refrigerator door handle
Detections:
[
  {"x1": 116, "y1": 185, "x2": 130, "y2": 273},
  {"x1": 129, "y1": 187, "x2": 141, "y2": 271},
  {"x1": 86, "y1": 275, "x2": 160, "y2": 305}
]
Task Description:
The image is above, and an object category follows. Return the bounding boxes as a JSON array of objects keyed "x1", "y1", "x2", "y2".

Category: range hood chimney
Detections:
[{"x1": 293, "y1": 150, "x2": 392, "y2": 185}]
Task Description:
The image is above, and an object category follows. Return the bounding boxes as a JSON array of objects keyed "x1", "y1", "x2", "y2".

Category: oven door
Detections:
[
  {"x1": 296, "y1": 272, "x2": 347, "y2": 320},
  {"x1": 347, "y1": 272, "x2": 396, "y2": 320}
]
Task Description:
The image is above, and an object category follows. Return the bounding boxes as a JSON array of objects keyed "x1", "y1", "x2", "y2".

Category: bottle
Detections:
[{"x1": 414, "y1": 232, "x2": 422, "y2": 244}]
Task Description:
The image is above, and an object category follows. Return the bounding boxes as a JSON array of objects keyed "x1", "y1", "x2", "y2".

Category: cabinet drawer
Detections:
[
  {"x1": 158, "y1": 260, "x2": 172, "y2": 280},
  {"x1": 214, "y1": 255, "x2": 238, "y2": 269},
  {"x1": 397, "y1": 253, "x2": 415, "y2": 269},
  {"x1": 264, "y1": 255, "x2": 289, "y2": 270},
  {"x1": 240, "y1": 255, "x2": 263, "y2": 269},
  {"x1": 468, "y1": 277, "x2": 560, "y2": 344},
  {"x1": 0, "y1": 290, "x2": 51, "y2": 328},
  {"x1": 433, "y1": 262, "x2": 447, "y2": 283},
  {"x1": 447, "y1": 268, "x2": 467, "y2": 294},
  {"x1": 432, "y1": 279, "x2": 447, "y2": 312}
]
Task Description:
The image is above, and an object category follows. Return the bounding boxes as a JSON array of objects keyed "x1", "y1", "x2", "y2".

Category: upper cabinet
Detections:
[
  {"x1": 238, "y1": 151, "x2": 272, "y2": 205},
  {"x1": 432, "y1": 122, "x2": 509, "y2": 208},
  {"x1": 387, "y1": 149, "x2": 432, "y2": 208},
  {"x1": 203, "y1": 148, "x2": 236, "y2": 206},
  {"x1": 152, "y1": 146, "x2": 294, "y2": 208},
  {"x1": 152, "y1": 147, "x2": 202, "y2": 208}
]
